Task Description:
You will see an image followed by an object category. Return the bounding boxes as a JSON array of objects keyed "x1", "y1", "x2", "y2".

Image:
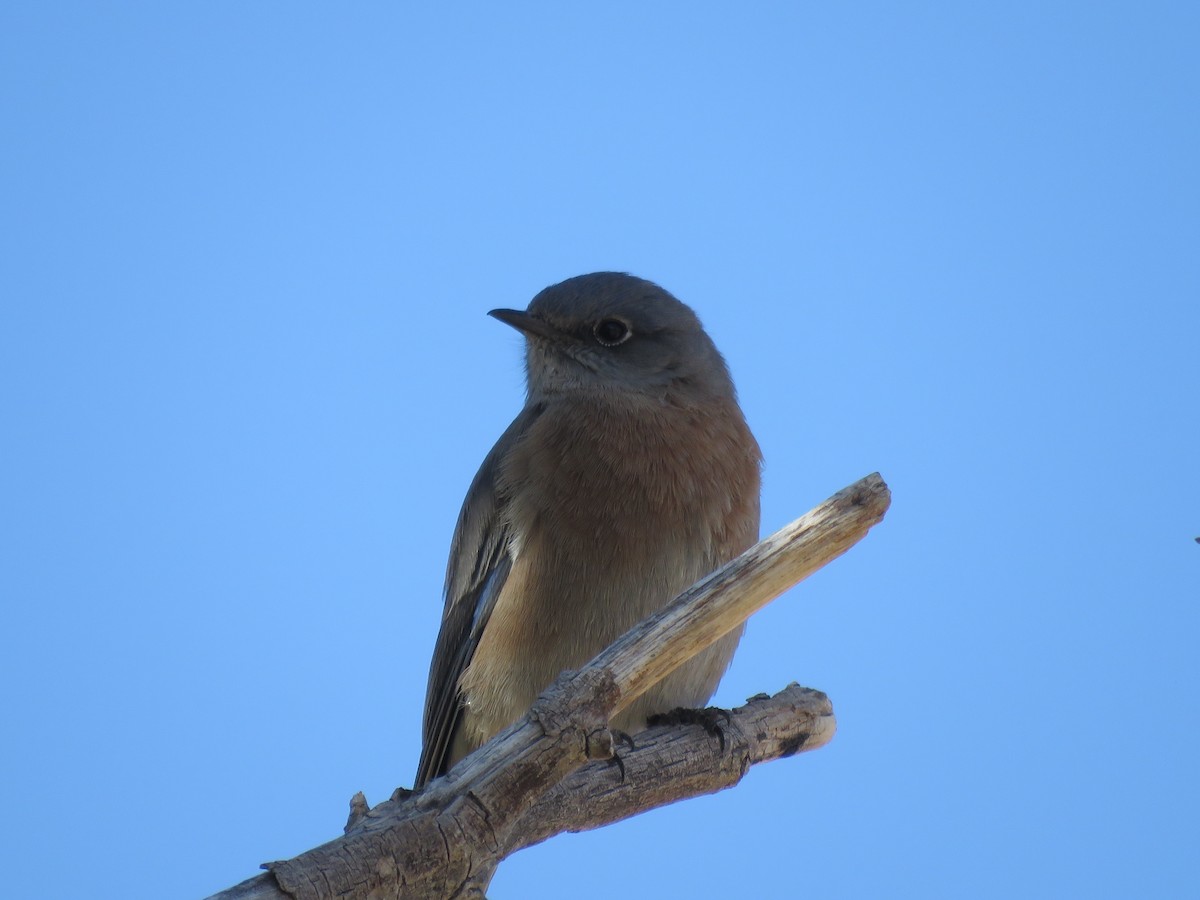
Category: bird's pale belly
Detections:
[{"x1": 454, "y1": 491, "x2": 744, "y2": 760}]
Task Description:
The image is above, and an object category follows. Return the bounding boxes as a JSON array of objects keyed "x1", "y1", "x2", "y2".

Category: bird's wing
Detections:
[{"x1": 414, "y1": 403, "x2": 543, "y2": 788}]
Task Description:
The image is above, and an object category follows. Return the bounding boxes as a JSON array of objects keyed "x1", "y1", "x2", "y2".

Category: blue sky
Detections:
[{"x1": 2, "y1": 4, "x2": 1197, "y2": 898}]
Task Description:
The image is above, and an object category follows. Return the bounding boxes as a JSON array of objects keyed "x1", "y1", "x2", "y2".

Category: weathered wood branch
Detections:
[
  {"x1": 205, "y1": 473, "x2": 890, "y2": 900},
  {"x1": 506, "y1": 682, "x2": 835, "y2": 853}
]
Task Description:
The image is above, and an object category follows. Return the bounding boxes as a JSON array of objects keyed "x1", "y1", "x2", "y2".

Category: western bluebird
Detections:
[{"x1": 414, "y1": 272, "x2": 761, "y2": 788}]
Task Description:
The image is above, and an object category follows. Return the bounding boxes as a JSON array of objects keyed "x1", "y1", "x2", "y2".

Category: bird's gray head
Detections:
[{"x1": 489, "y1": 272, "x2": 736, "y2": 403}]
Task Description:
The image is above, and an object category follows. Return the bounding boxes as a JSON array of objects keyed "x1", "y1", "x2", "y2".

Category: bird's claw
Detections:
[{"x1": 647, "y1": 705, "x2": 731, "y2": 753}]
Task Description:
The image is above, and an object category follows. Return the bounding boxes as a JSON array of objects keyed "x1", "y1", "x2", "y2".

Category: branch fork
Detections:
[{"x1": 207, "y1": 473, "x2": 891, "y2": 900}]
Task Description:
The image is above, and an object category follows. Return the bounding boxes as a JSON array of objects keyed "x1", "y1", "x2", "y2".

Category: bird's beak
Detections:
[{"x1": 488, "y1": 308, "x2": 561, "y2": 342}]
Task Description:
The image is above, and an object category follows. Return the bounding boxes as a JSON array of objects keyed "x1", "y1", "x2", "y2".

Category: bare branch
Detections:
[
  {"x1": 507, "y1": 683, "x2": 835, "y2": 853},
  {"x1": 603, "y1": 471, "x2": 890, "y2": 713},
  {"x1": 203, "y1": 473, "x2": 890, "y2": 900}
]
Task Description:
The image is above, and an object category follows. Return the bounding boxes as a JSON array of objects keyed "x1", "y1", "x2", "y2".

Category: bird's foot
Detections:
[{"x1": 647, "y1": 705, "x2": 731, "y2": 753}]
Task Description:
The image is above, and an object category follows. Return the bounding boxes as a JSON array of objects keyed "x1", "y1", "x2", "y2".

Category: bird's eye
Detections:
[{"x1": 593, "y1": 317, "x2": 632, "y2": 347}]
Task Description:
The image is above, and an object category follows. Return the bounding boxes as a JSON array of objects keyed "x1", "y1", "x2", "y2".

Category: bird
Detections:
[{"x1": 414, "y1": 271, "x2": 761, "y2": 788}]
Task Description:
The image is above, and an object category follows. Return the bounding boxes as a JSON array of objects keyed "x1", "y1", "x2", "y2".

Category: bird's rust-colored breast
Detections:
[{"x1": 453, "y1": 390, "x2": 760, "y2": 754}]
